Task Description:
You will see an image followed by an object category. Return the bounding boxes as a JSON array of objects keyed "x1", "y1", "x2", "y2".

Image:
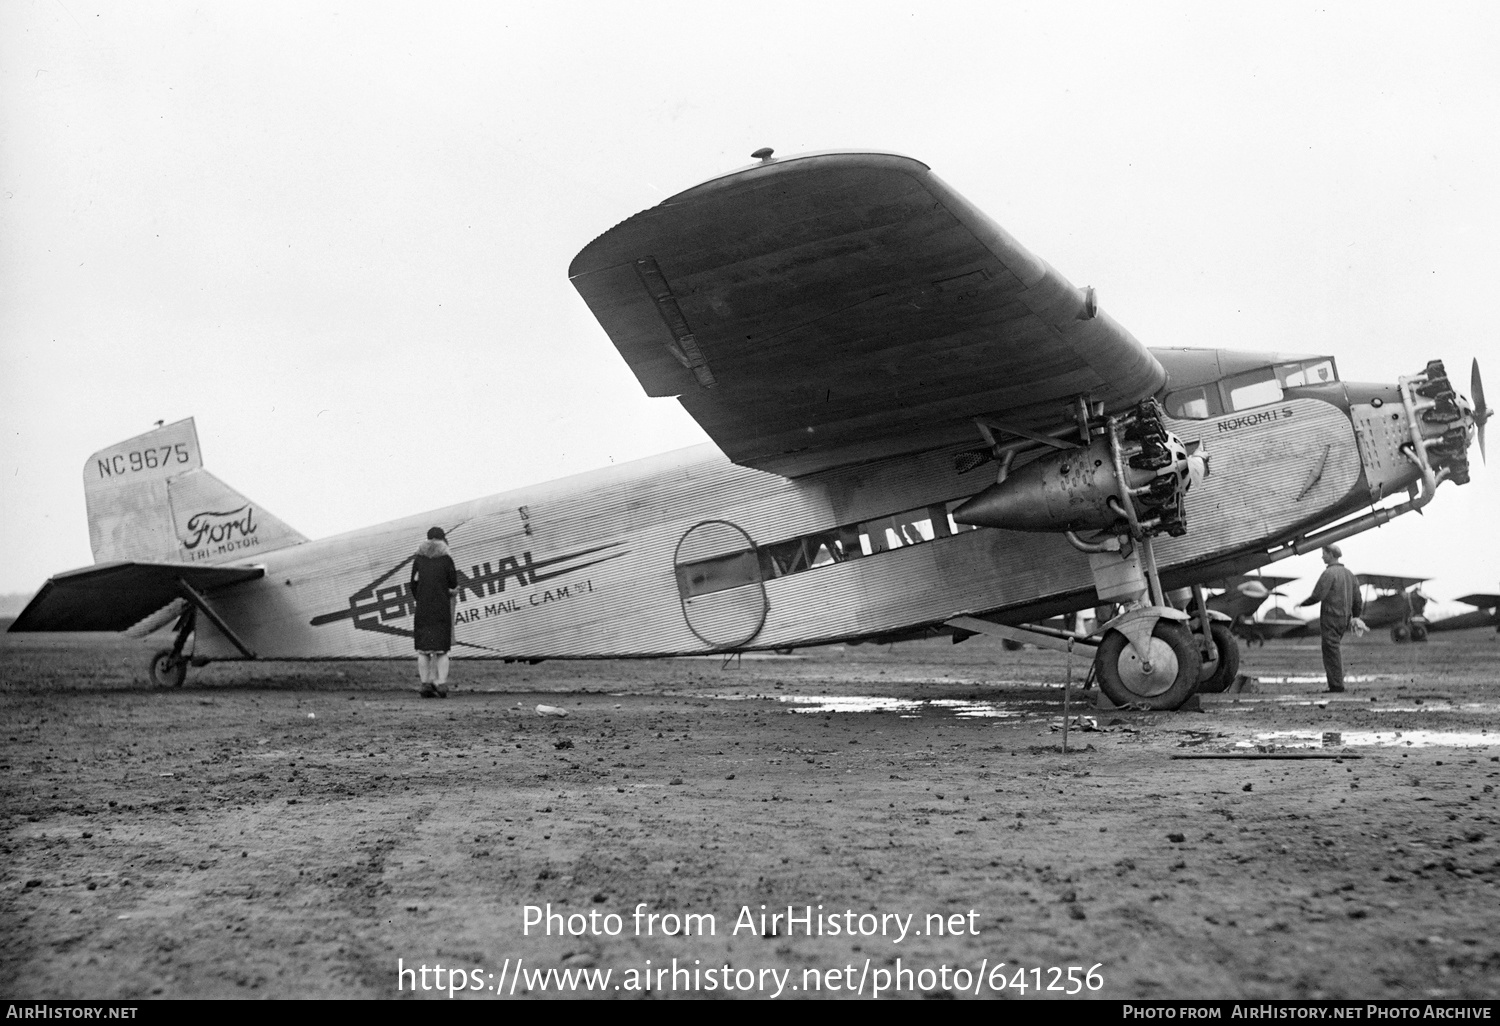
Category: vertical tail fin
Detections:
[{"x1": 84, "y1": 418, "x2": 307, "y2": 564}]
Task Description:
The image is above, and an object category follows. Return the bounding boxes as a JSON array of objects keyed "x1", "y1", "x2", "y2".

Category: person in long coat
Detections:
[
  {"x1": 410, "y1": 526, "x2": 458, "y2": 697},
  {"x1": 1297, "y1": 545, "x2": 1366, "y2": 692}
]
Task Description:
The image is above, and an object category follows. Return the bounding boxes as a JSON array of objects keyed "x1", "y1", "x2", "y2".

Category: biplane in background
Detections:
[
  {"x1": 1202, "y1": 574, "x2": 1309, "y2": 645},
  {"x1": 10, "y1": 150, "x2": 1491, "y2": 709},
  {"x1": 1354, "y1": 574, "x2": 1433, "y2": 642},
  {"x1": 1428, "y1": 590, "x2": 1500, "y2": 634}
]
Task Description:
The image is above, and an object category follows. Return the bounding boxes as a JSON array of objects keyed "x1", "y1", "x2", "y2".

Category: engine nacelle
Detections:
[{"x1": 953, "y1": 430, "x2": 1201, "y2": 534}]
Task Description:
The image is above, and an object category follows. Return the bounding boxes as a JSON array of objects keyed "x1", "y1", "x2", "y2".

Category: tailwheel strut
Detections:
[{"x1": 149, "y1": 605, "x2": 197, "y2": 688}]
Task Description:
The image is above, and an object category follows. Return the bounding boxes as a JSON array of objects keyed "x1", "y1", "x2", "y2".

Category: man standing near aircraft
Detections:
[
  {"x1": 410, "y1": 527, "x2": 458, "y2": 697},
  {"x1": 1298, "y1": 545, "x2": 1366, "y2": 693}
]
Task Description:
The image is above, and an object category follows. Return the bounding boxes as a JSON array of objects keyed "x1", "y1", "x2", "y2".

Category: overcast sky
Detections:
[{"x1": 2, "y1": 1, "x2": 1496, "y2": 611}]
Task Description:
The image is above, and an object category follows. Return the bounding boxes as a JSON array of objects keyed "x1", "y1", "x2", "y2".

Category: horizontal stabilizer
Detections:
[{"x1": 9, "y1": 562, "x2": 264, "y2": 633}]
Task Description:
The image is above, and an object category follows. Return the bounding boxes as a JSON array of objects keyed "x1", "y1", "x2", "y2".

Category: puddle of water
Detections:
[
  {"x1": 779, "y1": 695, "x2": 1024, "y2": 719},
  {"x1": 702, "y1": 693, "x2": 1027, "y2": 718},
  {"x1": 1235, "y1": 730, "x2": 1495, "y2": 750},
  {"x1": 1367, "y1": 703, "x2": 1500, "y2": 714},
  {"x1": 1254, "y1": 675, "x2": 1381, "y2": 684}
]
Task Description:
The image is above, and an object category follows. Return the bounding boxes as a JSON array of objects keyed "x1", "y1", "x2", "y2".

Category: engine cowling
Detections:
[{"x1": 953, "y1": 429, "x2": 1202, "y2": 534}]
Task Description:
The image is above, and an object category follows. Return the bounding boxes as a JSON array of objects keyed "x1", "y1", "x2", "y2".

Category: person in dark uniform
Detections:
[
  {"x1": 1297, "y1": 545, "x2": 1366, "y2": 692},
  {"x1": 410, "y1": 526, "x2": 458, "y2": 697}
]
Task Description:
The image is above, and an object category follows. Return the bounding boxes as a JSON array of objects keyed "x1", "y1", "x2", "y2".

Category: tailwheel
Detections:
[
  {"x1": 1095, "y1": 621, "x2": 1201, "y2": 710},
  {"x1": 149, "y1": 648, "x2": 188, "y2": 688},
  {"x1": 1194, "y1": 622, "x2": 1241, "y2": 694}
]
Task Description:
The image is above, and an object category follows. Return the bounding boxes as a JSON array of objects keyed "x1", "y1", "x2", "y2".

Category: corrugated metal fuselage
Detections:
[{"x1": 192, "y1": 384, "x2": 1382, "y2": 661}]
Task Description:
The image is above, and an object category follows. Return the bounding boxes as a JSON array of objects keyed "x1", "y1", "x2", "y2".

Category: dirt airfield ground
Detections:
[{"x1": 1, "y1": 623, "x2": 1498, "y2": 1001}]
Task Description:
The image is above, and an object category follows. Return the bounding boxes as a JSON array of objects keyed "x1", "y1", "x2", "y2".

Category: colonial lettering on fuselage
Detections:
[{"x1": 309, "y1": 541, "x2": 625, "y2": 639}]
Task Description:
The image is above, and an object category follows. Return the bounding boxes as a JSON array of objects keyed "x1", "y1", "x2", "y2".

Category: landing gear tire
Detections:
[
  {"x1": 1095, "y1": 622, "x2": 1201, "y2": 710},
  {"x1": 1002, "y1": 638, "x2": 1023, "y2": 652},
  {"x1": 1195, "y1": 623, "x2": 1241, "y2": 694},
  {"x1": 149, "y1": 648, "x2": 187, "y2": 688},
  {"x1": 1391, "y1": 623, "x2": 1411, "y2": 643},
  {"x1": 1410, "y1": 622, "x2": 1429, "y2": 643}
]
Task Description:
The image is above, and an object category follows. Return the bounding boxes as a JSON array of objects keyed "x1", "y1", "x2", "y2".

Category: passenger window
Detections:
[
  {"x1": 1165, "y1": 385, "x2": 1220, "y2": 420},
  {"x1": 1224, "y1": 367, "x2": 1284, "y2": 411},
  {"x1": 944, "y1": 499, "x2": 979, "y2": 535}
]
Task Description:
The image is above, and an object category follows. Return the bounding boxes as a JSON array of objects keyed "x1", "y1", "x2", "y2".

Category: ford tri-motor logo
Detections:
[{"x1": 182, "y1": 504, "x2": 258, "y2": 553}]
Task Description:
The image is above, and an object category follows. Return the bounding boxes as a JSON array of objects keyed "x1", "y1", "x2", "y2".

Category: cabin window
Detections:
[
  {"x1": 758, "y1": 532, "x2": 845, "y2": 579},
  {"x1": 944, "y1": 499, "x2": 979, "y2": 536},
  {"x1": 1164, "y1": 385, "x2": 1223, "y2": 420},
  {"x1": 1224, "y1": 367, "x2": 1284, "y2": 411},
  {"x1": 715, "y1": 497, "x2": 982, "y2": 592},
  {"x1": 859, "y1": 512, "x2": 936, "y2": 554},
  {"x1": 676, "y1": 549, "x2": 761, "y2": 597}
]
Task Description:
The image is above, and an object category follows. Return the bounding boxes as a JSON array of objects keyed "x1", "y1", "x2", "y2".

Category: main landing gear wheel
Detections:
[
  {"x1": 1391, "y1": 623, "x2": 1411, "y2": 643},
  {"x1": 1194, "y1": 622, "x2": 1241, "y2": 694},
  {"x1": 1095, "y1": 622, "x2": 1201, "y2": 710},
  {"x1": 149, "y1": 648, "x2": 188, "y2": 688}
]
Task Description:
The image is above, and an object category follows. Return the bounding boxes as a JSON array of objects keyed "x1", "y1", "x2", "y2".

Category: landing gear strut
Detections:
[
  {"x1": 148, "y1": 606, "x2": 196, "y2": 688},
  {"x1": 1070, "y1": 399, "x2": 1210, "y2": 710}
]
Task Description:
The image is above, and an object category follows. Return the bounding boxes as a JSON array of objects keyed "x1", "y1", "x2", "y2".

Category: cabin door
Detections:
[{"x1": 673, "y1": 520, "x2": 768, "y2": 649}]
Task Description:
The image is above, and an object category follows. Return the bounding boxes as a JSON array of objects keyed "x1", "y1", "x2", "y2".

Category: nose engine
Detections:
[{"x1": 1411, "y1": 359, "x2": 1480, "y2": 484}]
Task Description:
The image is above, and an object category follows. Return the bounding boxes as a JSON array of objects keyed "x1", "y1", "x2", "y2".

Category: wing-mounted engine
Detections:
[
  {"x1": 953, "y1": 398, "x2": 1206, "y2": 589},
  {"x1": 954, "y1": 398, "x2": 1216, "y2": 710}
]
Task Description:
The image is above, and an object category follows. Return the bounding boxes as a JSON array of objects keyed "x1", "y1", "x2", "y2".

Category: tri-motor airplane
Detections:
[{"x1": 10, "y1": 150, "x2": 1492, "y2": 709}]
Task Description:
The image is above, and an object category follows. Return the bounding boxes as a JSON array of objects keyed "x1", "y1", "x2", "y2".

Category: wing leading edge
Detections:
[
  {"x1": 9, "y1": 562, "x2": 265, "y2": 633},
  {"x1": 570, "y1": 151, "x2": 1165, "y2": 476}
]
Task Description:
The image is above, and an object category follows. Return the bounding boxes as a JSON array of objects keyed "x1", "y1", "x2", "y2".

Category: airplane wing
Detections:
[
  {"x1": 570, "y1": 152, "x2": 1166, "y2": 477},
  {"x1": 1454, "y1": 593, "x2": 1500, "y2": 609},
  {"x1": 9, "y1": 562, "x2": 265, "y2": 632},
  {"x1": 1355, "y1": 574, "x2": 1429, "y2": 591}
]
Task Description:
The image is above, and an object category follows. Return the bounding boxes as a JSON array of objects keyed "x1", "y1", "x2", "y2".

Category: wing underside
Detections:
[
  {"x1": 8, "y1": 562, "x2": 264, "y2": 633},
  {"x1": 570, "y1": 152, "x2": 1165, "y2": 477},
  {"x1": 1356, "y1": 574, "x2": 1429, "y2": 591}
]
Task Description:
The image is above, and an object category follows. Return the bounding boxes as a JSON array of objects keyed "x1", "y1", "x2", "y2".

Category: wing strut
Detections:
[{"x1": 177, "y1": 578, "x2": 256, "y2": 659}]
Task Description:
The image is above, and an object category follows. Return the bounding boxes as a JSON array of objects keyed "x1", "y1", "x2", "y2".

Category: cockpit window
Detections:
[
  {"x1": 1225, "y1": 359, "x2": 1339, "y2": 412},
  {"x1": 1277, "y1": 359, "x2": 1336, "y2": 387},
  {"x1": 1165, "y1": 384, "x2": 1222, "y2": 420},
  {"x1": 1167, "y1": 356, "x2": 1339, "y2": 419},
  {"x1": 1225, "y1": 367, "x2": 1283, "y2": 411}
]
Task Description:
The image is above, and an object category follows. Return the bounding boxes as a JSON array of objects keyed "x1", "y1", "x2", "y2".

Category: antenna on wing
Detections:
[{"x1": 751, "y1": 147, "x2": 775, "y2": 163}]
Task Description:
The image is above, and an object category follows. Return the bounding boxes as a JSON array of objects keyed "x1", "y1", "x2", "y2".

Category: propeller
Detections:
[{"x1": 1474, "y1": 358, "x2": 1490, "y2": 461}]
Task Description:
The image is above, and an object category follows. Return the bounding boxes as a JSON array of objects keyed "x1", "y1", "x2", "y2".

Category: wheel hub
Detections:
[{"x1": 1114, "y1": 637, "x2": 1180, "y2": 696}]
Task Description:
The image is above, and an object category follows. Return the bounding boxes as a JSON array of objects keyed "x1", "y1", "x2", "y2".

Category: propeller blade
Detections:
[{"x1": 1473, "y1": 358, "x2": 1489, "y2": 461}]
